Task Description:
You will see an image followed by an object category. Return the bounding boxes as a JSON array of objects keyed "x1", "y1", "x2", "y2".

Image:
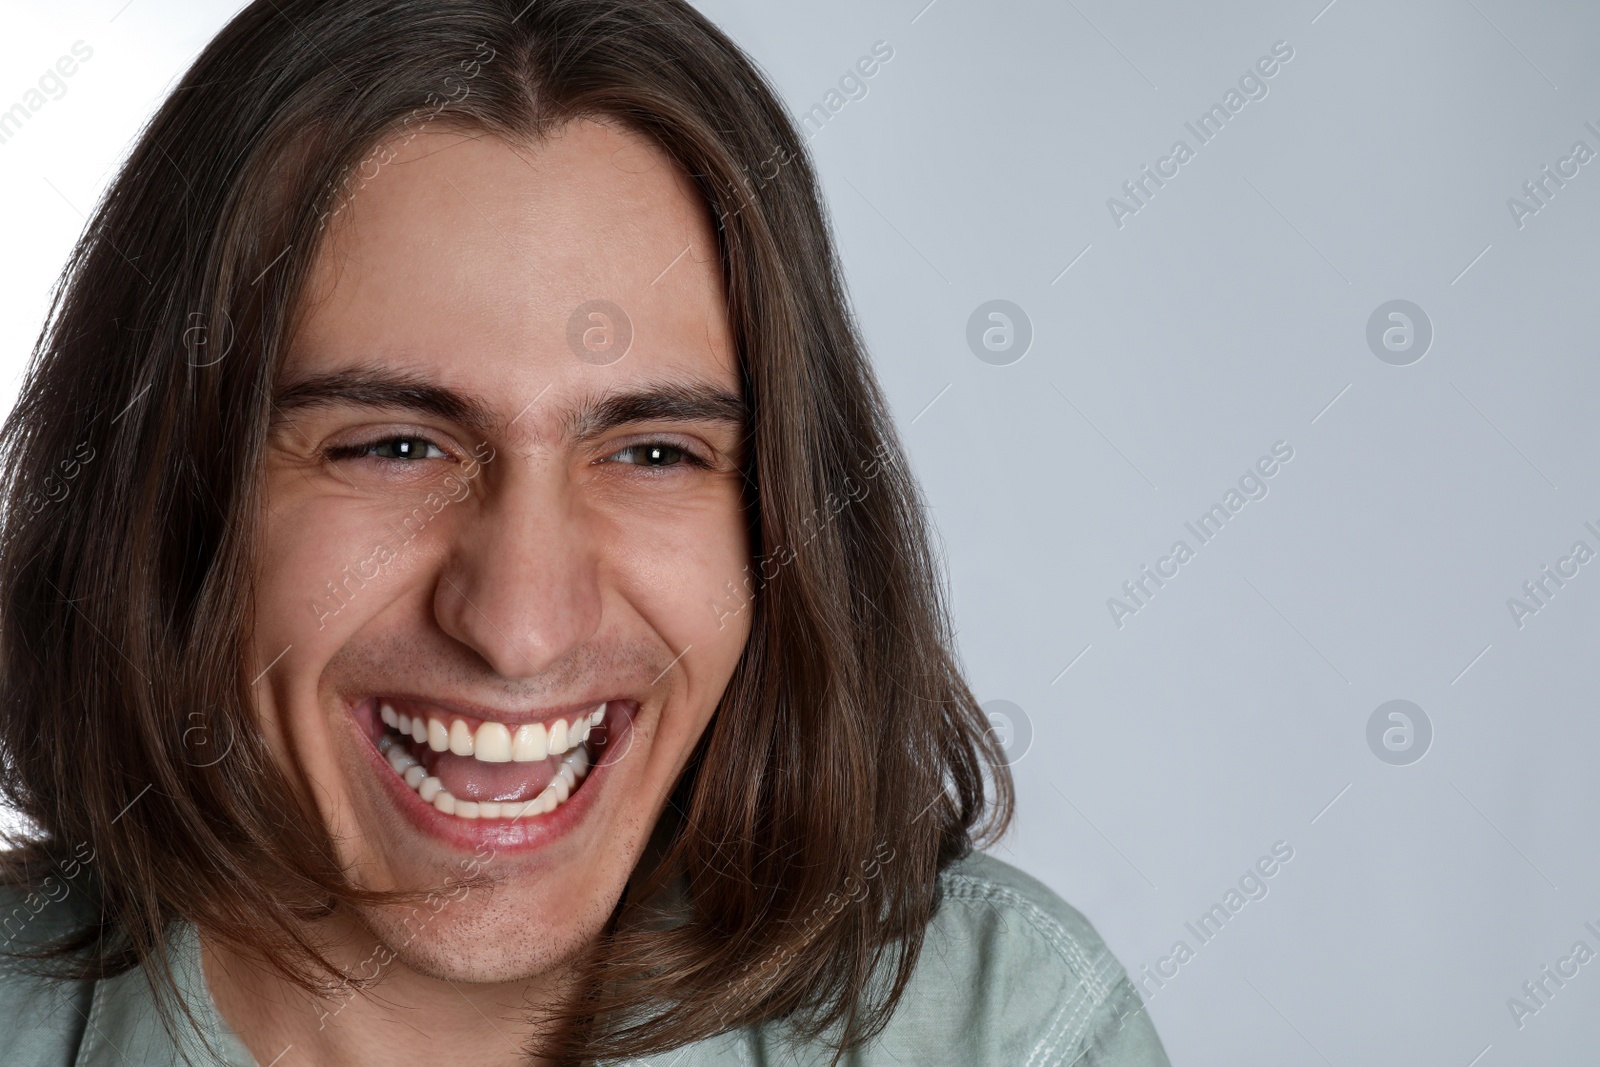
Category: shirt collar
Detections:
[{"x1": 75, "y1": 921, "x2": 257, "y2": 1067}]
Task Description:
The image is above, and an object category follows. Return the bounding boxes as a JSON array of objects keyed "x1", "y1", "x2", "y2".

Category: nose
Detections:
[{"x1": 432, "y1": 465, "x2": 602, "y2": 680}]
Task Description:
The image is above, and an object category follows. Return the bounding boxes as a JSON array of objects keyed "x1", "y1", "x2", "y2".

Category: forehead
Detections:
[{"x1": 285, "y1": 120, "x2": 736, "y2": 422}]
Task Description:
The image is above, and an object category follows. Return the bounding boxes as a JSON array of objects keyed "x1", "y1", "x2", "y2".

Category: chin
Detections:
[{"x1": 359, "y1": 895, "x2": 609, "y2": 985}]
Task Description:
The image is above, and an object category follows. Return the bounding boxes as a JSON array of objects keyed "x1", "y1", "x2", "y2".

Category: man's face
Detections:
[{"x1": 253, "y1": 121, "x2": 751, "y2": 983}]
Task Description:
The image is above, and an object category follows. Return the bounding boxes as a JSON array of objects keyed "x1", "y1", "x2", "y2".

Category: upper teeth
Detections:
[{"x1": 379, "y1": 701, "x2": 605, "y2": 762}]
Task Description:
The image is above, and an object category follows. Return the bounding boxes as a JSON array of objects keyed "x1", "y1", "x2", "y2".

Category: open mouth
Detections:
[{"x1": 370, "y1": 698, "x2": 608, "y2": 822}]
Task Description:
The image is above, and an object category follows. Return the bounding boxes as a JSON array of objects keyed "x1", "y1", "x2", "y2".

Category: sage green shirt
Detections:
[{"x1": 0, "y1": 850, "x2": 1169, "y2": 1066}]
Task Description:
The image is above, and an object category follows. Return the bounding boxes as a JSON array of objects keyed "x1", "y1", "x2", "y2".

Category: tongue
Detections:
[{"x1": 426, "y1": 749, "x2": 564, "y2": 803}]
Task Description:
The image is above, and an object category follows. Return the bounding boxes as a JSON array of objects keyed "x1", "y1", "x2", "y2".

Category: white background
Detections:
[{"x1": 4, "y1": 2, "x2": 1598, "y2": 1064}]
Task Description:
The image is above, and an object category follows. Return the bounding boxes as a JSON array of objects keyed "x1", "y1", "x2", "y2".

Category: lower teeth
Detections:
[{"x1": 378, "y1": 731, "x2": 591, "y2": 821}]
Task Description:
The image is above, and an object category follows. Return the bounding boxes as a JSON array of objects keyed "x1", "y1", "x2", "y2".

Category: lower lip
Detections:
[{"x1": 354, "y1": 698, "x2": 637, "y2": 854}]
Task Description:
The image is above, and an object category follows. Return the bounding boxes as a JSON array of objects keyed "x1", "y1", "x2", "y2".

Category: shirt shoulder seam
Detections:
[{"x1": 938, "y1": 871, "x2": 1129, "y2": 1067}]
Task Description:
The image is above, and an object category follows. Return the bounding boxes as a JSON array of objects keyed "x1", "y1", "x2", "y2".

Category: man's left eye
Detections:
[
  {"x1": 357, "y1": 436, "x2": 447, "y2": 461},
  {"x1": 608, "y1": 443, "x2": 698, "y2": 468}
]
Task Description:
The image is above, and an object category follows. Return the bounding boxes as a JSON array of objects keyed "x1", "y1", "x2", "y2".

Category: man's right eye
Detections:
[{"x1": 326, "y1": 436, "x2": 448, "y2": 462}]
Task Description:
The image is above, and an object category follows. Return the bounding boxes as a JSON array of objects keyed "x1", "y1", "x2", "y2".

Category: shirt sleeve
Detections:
[
  {"x1": 1067, "y1": 975, "x2": 1171, "y2": 1067},
  {"x1": 930, "y1": 851, "x2": 1173, "y2": 1067}
]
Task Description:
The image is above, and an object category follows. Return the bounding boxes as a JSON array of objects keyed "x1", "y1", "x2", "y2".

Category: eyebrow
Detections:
[
  {"x1": 274, "y1": 369, "x2": 498, "y2": 436},
  {"x1": 566, "y1": 381, "x2": 747, "y2": 443},
  {"x1": 271, "y1": 368, "x2": 749, "y2": 445}
]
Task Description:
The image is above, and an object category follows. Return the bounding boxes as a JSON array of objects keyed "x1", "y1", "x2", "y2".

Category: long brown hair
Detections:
[{"x1": 0, "y1": 1, "x2": 1013, "y2": 1062}]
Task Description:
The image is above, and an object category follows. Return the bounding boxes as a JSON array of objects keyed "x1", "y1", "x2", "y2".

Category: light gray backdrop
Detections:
[{"x1": 3, "y1": 2, "x2": 1597, "y2": 1065}]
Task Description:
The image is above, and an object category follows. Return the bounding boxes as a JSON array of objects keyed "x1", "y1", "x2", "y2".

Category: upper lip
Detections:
[{"x1": 364, "y1": 692, "x2": 617, "y2": 728}]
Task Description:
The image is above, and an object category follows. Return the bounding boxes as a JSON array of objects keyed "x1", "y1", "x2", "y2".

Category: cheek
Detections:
[
  {"x1": 257, "y1": 483, "x2": 441, "y2": 651},
  {"x1": 253, "y1": 484, "x2": 440, "y2": 751},
  {"x1": 258, "y1": 495, "x2": 374, "y2": 651},
  {"x1": 254, "y1": 485, "x2": 459, "y2": 813},
  {"x1": 599, "y1": 489, "x2": 752, "y2": 688}
]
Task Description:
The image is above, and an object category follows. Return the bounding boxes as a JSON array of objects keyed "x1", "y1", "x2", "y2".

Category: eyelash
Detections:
[
  {"x1": 323, "y1": 436, "x2": 449, "y2": 463},
  {"x1": 600, "y1": 442, "x2": 714, "y2": 471}
]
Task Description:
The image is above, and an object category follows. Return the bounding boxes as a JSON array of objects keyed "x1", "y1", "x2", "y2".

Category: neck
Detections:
[{"x1": 200, "y1": 914, "x2": 572, "y2": 1067}]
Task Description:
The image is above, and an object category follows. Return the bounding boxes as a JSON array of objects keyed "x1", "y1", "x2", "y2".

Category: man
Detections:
[{"x1": 0, "y1": 1, "x2": 1169, "y2": 1064}]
